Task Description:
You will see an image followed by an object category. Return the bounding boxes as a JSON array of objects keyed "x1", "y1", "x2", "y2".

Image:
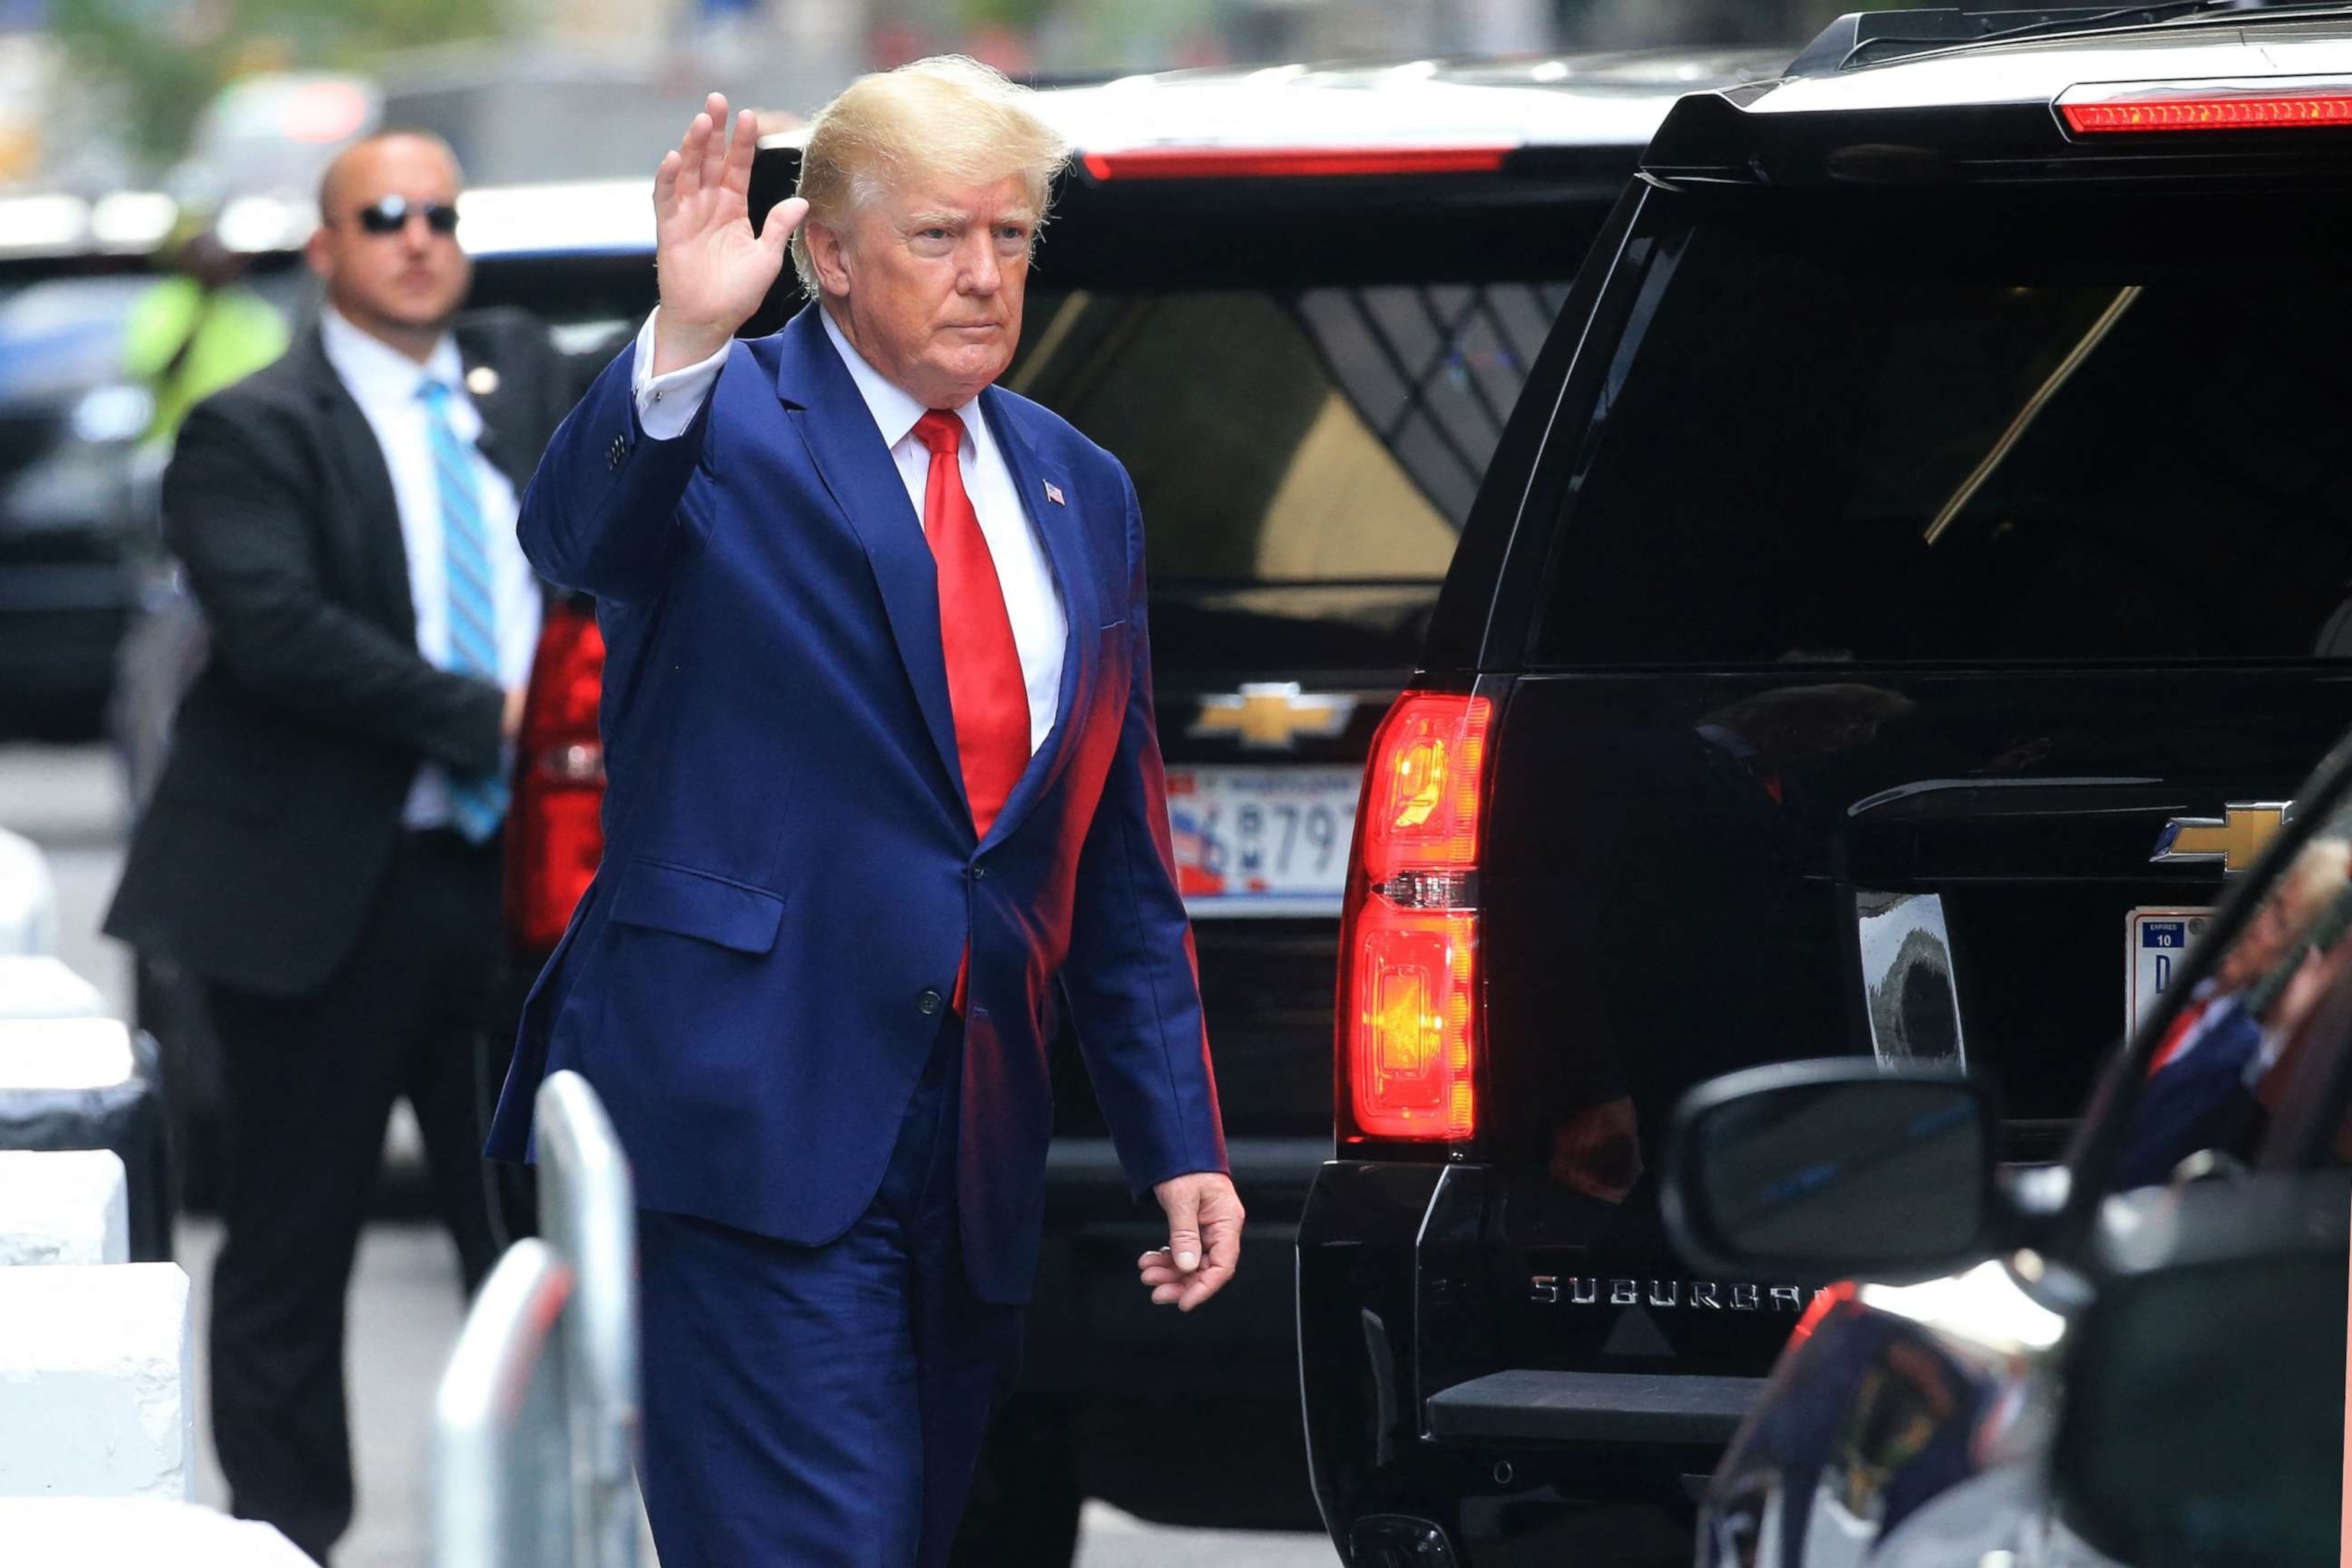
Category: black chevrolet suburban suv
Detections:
[{"x1": 1297, "y1": 6, "x2": 2352, "y2": 1563}]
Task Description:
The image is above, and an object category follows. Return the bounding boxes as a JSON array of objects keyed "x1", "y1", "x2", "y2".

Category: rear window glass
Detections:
[
  {"x1": 467, "y1": 264, "x2": 1574, "y2": 601},
  {"x1": 1530, "y1": 188, "x2": 2352, "y2": 666},
  {"x1": 1006, "y1": 284, "x2": 1568, "y2": 586}
]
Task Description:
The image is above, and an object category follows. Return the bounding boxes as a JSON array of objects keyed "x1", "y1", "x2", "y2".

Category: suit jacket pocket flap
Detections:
[{"x1": 608, "y1": 859, "x2": 786, "y2": 954}]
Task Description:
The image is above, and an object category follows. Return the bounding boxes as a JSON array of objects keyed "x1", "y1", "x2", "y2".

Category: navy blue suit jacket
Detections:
[{"x1": 487, "y1": 305, "x2": 1227, "y2": 1303}]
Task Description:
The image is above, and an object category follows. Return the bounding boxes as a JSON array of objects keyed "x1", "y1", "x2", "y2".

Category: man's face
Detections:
[
  {"x1": 306, "y1": 136, "x2": 471, "y2": 339},
  {"x1": 815, "y1": 172, "x2": 1033, "y2": 409}
]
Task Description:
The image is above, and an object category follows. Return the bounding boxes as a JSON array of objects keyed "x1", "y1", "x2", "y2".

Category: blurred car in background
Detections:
[
  {"x1": 0, "y1": 270, "x2": 181, "y2": 733},
  {"x1": 0, "y1": 190, "x2": 309, "y2": 739},
  {"x1": 0, "y1": 68, "x2": 377, "y2": 737}
]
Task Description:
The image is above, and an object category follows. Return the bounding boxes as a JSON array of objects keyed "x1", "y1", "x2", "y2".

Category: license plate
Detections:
[
  {"x1": 1165, "y1": 765, "x2": 1359, "y2": 917},
  {"x1": 2126, "y1": 906, "x2": 2213, "y2": 1034}
]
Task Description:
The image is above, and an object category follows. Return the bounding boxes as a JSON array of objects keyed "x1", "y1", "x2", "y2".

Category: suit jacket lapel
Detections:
[
  {"x1": 978, "y1": 389, "x2": 1095, "y2": 854},
  {"x1": 453, "y1": 322, "x2": 532, "y2": 495},
  {"x1": 299, "y1": 330, "x2": 415, "y2": 641},
  {"x1": 773, "y1": 308, "x2": 969, "y2": 820}
]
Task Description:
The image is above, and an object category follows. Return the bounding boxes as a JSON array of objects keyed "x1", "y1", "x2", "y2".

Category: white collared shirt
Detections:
[
  {"x1": 629, "y1": 309, "x2": 1067, "y2": 756},
  {"x1": 319, "y1": 305, "x2": 541, "y2": 827}
]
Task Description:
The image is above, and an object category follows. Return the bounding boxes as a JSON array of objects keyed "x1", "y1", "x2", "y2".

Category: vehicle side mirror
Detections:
[
  {"x1": 1663, "y1": 1059, "x2": 2002, "y2": 1281},
  {"x1": 2051, "y1": 1172, "x2": 2348, "y2": 1568}
]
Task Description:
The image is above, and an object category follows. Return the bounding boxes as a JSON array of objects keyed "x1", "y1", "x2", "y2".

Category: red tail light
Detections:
[
  {"x1": 1335, "y1": 691, "x2": 1494, "y2": 1143},
  {"x1": 2059, "y1": 83, "x2": 2352, "y2": 134},
  {"x1": 505, "y1": 599, "x2": 606, "y2": 954}
]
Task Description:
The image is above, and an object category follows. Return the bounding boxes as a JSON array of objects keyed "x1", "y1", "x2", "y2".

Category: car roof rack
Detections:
[{"x1": 1787, "y1": 4, "x2": 2226, "y2": 75}]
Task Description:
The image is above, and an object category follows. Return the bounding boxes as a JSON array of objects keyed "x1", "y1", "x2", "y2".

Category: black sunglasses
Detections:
[{"x1": 350, "y1": 196, "x2": 460, "y2": 237}]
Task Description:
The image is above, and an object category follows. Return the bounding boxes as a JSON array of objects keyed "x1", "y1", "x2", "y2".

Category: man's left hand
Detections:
[{"x1": 1138, "y1": 1172, "x2": 1244, "y2": 1312}]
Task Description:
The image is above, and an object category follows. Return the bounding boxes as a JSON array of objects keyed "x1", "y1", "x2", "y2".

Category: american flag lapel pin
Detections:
[{"x1": 1044, "y1": 481, "x2": 1065, "y2": 507}]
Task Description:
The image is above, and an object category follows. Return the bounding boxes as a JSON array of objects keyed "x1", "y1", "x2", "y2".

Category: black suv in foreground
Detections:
[{"x1": 1298, "y1": 6, "x2": 2352, "y2": 1562}]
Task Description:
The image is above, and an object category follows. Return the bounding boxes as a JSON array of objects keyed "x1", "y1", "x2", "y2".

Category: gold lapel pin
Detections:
[{"x1": 466, "y1": 365, "x2": 500, "y2": 397}]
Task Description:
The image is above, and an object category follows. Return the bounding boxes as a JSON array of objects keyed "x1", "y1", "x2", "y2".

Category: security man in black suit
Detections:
[{"x1": 105, "y1": 130, "x2": 576, "y2": 1563}]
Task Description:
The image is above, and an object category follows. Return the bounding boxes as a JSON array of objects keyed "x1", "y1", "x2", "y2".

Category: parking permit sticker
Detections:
[{"x1": 2126, "y1": 906, "x2": 2213, "y2": 1036}]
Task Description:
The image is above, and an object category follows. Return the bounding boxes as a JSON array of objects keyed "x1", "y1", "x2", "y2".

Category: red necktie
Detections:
[
  {"x1": 915, "y1": 410, "x2": 1029, "y2": 1014},
  {"x1": 915, "y1": 410, "x2": 1030, "y2": 838}
]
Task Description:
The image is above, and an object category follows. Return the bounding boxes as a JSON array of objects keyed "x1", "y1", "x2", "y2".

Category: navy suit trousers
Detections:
[{"x1": 635, "y1": 1017, "x2": 1025, "y2": 1566}]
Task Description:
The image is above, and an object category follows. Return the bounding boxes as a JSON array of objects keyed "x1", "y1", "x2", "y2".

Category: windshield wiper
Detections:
[{"x1": 1922, "y1": 286, "x2": 2143, "y2": 547}]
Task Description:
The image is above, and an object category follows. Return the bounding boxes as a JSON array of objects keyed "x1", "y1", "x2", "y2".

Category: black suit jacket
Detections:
[{"x1": 106, "y1": 309, "x2": 580, "y2": 996}]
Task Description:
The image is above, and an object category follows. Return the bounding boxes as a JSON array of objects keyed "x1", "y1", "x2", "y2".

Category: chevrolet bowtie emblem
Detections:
[
  {"x1": 1188, "y1": 683, "x2": 1357, "y2": 751},
  {"x1": 2153, "y1": 802, "x2": 2292, "y2": 874}
]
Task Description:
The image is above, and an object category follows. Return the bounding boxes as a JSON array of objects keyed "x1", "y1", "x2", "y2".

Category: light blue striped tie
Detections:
[{"x1": 420, "y1": 377, "x2": 508, "y2": 842}]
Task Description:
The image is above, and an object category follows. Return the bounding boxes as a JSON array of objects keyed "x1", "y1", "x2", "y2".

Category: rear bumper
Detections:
[
  {"x1": 1426, "y1": 1368, "x2": 1763, "y2": 1446},
  {"x1": 1298, "y1": 1160, "x2": 1766, "y2": 1566}
]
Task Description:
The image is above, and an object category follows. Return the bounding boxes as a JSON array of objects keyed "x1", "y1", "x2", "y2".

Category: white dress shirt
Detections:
[
  {"x1": 629, "y1": 309, "x2": 1068, "y2": 756},
  {"x1": 319, "y1": 306, "x2": 541, "y2": 827}
]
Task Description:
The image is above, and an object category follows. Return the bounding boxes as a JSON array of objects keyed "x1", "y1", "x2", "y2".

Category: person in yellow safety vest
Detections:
[{"x1": 124, "y1": 210, "x2": 292, "y2": 448}]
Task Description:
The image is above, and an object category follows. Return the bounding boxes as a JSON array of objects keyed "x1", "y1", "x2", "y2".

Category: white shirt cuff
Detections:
[{"x1": 631, "y1": 309, "x2": 728, "y2": 441}]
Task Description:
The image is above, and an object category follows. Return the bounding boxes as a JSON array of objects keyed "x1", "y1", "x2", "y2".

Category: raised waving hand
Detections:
[{"x1": 651, "y1": 93, "x2": 810, "y2": 376}]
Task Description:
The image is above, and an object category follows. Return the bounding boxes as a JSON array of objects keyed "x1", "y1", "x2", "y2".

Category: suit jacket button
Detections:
[
  {"x1": 971, "y1": 864, "x2": 989, "y2": 881},
  {"x1": 916, "y1": 988, "x2": 942, "y2": 1016}
]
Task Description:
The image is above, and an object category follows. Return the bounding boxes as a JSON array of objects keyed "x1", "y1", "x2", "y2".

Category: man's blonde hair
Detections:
[{"x1": 790, "y1": 55, "x2": 1071, "y2": 297}]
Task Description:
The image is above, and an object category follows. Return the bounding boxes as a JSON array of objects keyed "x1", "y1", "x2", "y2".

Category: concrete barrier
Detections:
[
  {"x1": 0, "y1": 829, "x2": 58, "y2": 958},
  {"x1": 0, "y1": 956, "x2": 107, "y2": 1020},
  {"x1": 0, "y1": 1263, "x2": 194, "y2": 1501},
  {"x1": 0, "y1": 1498, "x2": 314, "y2": 1565},
  {"x1": 0, "y1": 1149, "x2": 128, "y2": 1266},
  {"x1": 0, "y1": 1017, "x2": 137, "y2": 1089},
  {"x1": 0, "y1": 1018, "x2": 174, "y2": 1262}
]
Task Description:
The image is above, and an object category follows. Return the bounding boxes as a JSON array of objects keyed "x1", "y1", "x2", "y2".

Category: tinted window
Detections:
[
  {"x1": 1532, "y1": 189, "x2": 2352, "y2": 666},
  {"x1": 1005, "y1": 283, "x2": 1568, "y2": 586},
  {"x1": 468, "y1": 253, "x2": 655, "y2": 352},
  {"x1": 466, "y1": 260, "x2": 1571, "y2": 667}
]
